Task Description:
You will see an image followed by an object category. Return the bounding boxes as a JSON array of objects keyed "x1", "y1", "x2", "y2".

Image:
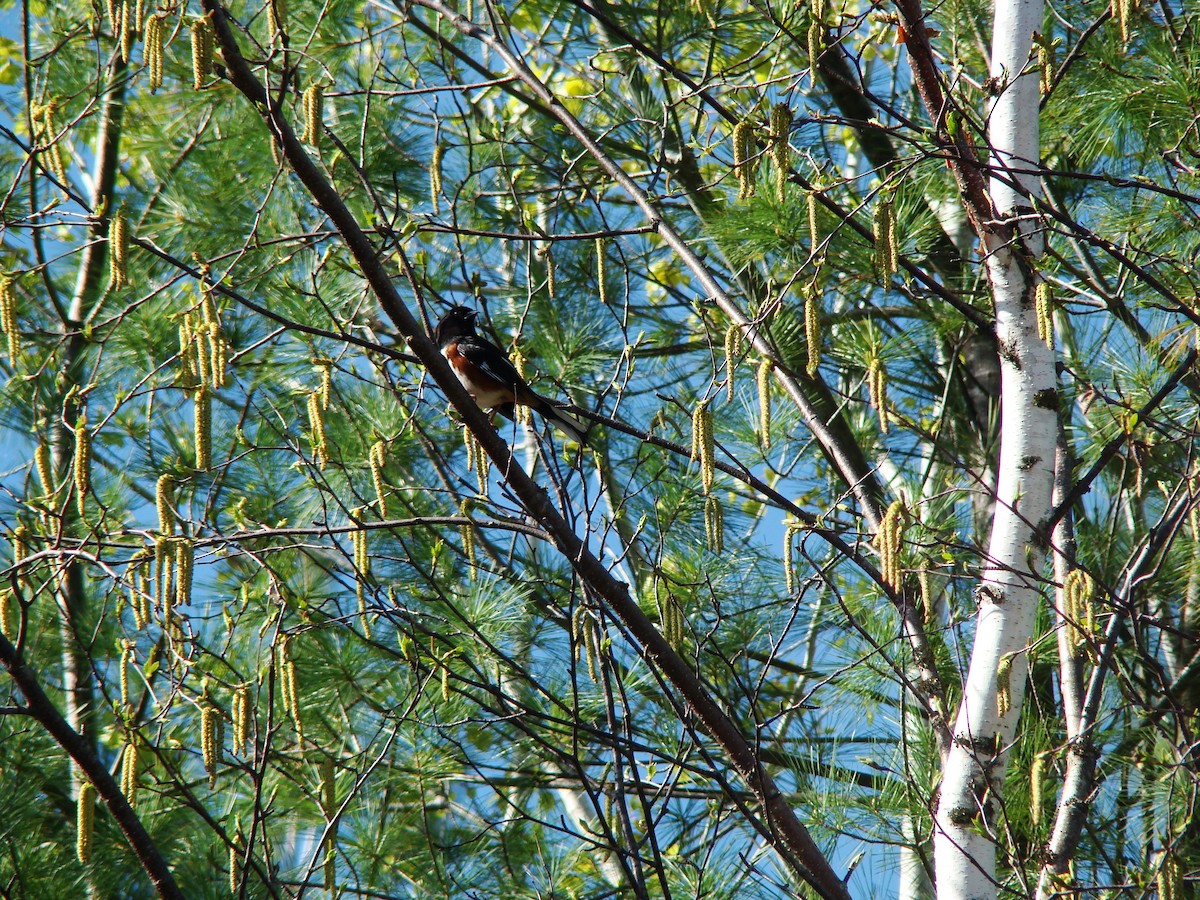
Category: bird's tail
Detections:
[{"x1": 533, "y1": 398, "x2": 590, "y2": 447}]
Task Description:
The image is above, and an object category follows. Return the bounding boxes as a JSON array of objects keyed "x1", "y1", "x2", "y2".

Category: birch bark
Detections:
[{"x1": 932, "y1": 0, "x2": 1058, "y2": 895}]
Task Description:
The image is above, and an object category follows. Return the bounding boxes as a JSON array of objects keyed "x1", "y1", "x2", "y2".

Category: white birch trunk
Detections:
[{"x1": 933, "y1": 0, "x2": 1056, "y2": 895}]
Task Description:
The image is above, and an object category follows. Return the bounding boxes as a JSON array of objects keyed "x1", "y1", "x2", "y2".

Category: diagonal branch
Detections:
[
  {"x1": 0, "y1": 628, "x2": 184, "y2": 900},
  {"x1": 197, "y1": 4, "x2": 852, "y2": 897}
]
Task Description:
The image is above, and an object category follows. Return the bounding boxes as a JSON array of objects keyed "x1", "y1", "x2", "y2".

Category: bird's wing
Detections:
[{"x1": 458, "y1": 335, "x2": 525, "y2": 389}]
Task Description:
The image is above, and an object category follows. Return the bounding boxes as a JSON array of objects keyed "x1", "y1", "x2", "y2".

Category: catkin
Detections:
[
  {"x1": 704, "y1": 495, "x2": 724, "y2": 553},
  {"x1": 156, "y1": 474, "x2": 175, "y2": 535},
  {"x1": 302, "y1": 82, "x2": 323, "y2": 145},
  {"x1": 724, "y1": 324, "x2": 743, "y2": 401},
  {"x1": 0, "y1": 590, "x2": 13, "y2": 638},
  {"x1": 191, "y1": 15, "x2": 214, "y2": 90},
  {"x1": 174, "y1": 538, "x2": 194, "y2": 610},
  {"x1": 732, "y1": 119, "x2": 756, "y2": 200},
  {"x1": 784, "y1": 524, "x2": 798, "y2": 594},
  {"x1": 596, "y1": 238, "x2": 608, "y2": 304},
  {"x1": 1030, "y1": 753, "x2": 1045, "y2": 825},
  {"x1": 0, "y1": 274, "x2": 19, "y2": 358},
  {"x1": 267, "y1": 0, "x2": 287, "y2": 43},
  {"x1": 195, "y1": 386, "x2": 211, "y2": 470},
  {"x1": 804, "y1": 286, "x2": 821, "y2": 376},
  {"x1": 201, "y1": 701, "x2": 221, "y2": 783},
  {"x1": 121, "y1": 737, "x2": 139, "y2": 806},
  {"x1": 120, "y1": 640, "x2": 134, "y2": 706},
  {"x1": 232, "y1": 682, "x2": 250, "y2": 755},
  {"x1": 874, "y1": 499, "x2": 904, "y2": 590},
  {"x1": 73, "y1": 414, "x2": 90, "y2": 517},
  {"x1": 229, "y1": 835, "x2": 240, "y2": 895},
  {"x1": 543, "y1": 245, "x2": 556, "y2": 298},
  {"x1": 315, "y1": 358, "x2": 332, "y2": 410},
  {"x1": 1063, "y1": 568, "x2": 1095, "y2": 650},
  {"x1": 1111, "y1": 0, "x2": 1131, "y2": 44},
  {"x1": 691, "y1": 402, "x2": 714, "y2": 492},
  {"x1": 145, "y1": 13, "x2": 164, "y2": 92},
  {"x1": 808, "y1": 188, "x2": 821, "y2": 251},
  {"x1": 770, "y1": 103, "x2": 792, "y2": 202},
  {"x1": 873, "y1": 199, "x2": 897, "y2": 279},
  {"x1": 808, "y1": 20, "x2": 823, "y2": 72},
  {"x1": 1158, "y1": 853, "x2": 1181, "y2": 900},
  {"x1": 308, "y1": 391, "x2": 328, "y2": 469},
  {"x1": 118, "y1": 0, "x2": 136, "y2": 65},
  {"x1": 369, "y1": 440, "x2": 388, "y2": 516},
  {"x1": 430, "y1": 144, "x2": 443, "y2": 215},
  {"x1": 35, "y1": 441, "x2": 53, "y2": 500},
  {"x1": 1036, "y1": 281, "x2": 1054, "y2": 348},
  {"x1": 868, "y1": 357, "x2": 889, "y2": 433},
  {"x1": 757, "y1": 359, "x2": 772, "y2": 447},
  {"x1": 76, "y1": 780, "x2": 95, "y2": 863},
  {"x1": 38, "y1": 101, "x2": 68, "y2": 185},
  {"x1": 996, "y1": 652, "x2": 1013, "y2": 717}
]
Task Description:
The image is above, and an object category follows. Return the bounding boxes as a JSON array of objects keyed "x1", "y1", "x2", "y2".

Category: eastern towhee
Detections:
[{"x1": 433, "y1": 306, "x2": 589, "y2": 445}]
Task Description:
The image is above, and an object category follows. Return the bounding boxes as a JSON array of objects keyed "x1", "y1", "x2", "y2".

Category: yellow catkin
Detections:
[
  {"x1": 918, "y1": 566, "x2": 933, "y2": 624},
  {"x1": 596, "y1": 238, "x2": 608, "y2": 304},
  {"x1": 120, "y1": 639, "x2": 134, "y2": 706},
  {"x1": 1036, "y1": 281, "x2": 1054, "y2": 348},
  {"x1": 145, "y1": 13, "x2": 164, "y2": 92},
  {"x1": 583, "y1": 613, "x2": 600, "y2": 681},
  {"x1": 302, "y1": 82, "x2": 323, "y2": 145},
  {"x1": 868, "y1": 357, "x2": 889, "y2": 433},
  {"x1": 724, "y1": 324, "x2": 742, "y2": 401},
  {"x1": 543, "y1": 245, "x2": 556, "y2": 298},
  {"x1": 1111, "y1": 0, "x2": 1130, "y2": 44},
  {"x1": 314, "y1": 358, "x2": 332, "y2": 410},
  {"x1": 156, "y1": 536, "x2": 174, "y2": 618},
  {"x1": 704, "y1": 494, "x2": 724, "y2": 553},
  {"x1": 757, "y1": 359, "x2": 772, "y2": 447},
  {"x1": 369, "y1": 440, "x2": 388, "y2": 516},
  {"x1": 174, "y1": 538, "x2": 194, "y2": 610},
  {"x1": 191, "y1": 15, "x2": 213, "y2": 90},
  {"x1": 657, "y1": 592, "x2": 683, "y2": 649},
  {"x1": 996, "y1": 652, "x2": 1013, "y2": 717},
  {"x1": 73, "y1": 414, "x2": 90, "y2": 517},
  {"x1": 179, "y1": 318, "x2": 198, "y2": 389},
  {"x1": 12, "y1": 524, "x2": 28, "y2": 568},
  {"x1": 267, "y1": 0, "x2": 287, "y2": 43},
  {"x1": 201, "y1": 701, "x2": 220, "y2": 782},
  {"x1": 430, "y1": 144, "x2": 444, "y2": 216},
  {"x1": 873, "y1": 199, "x2": 896, "y2": 278},
  {"x1": 121, "y1": 737, "x2": 139, "y2": 806},
  {"x1": 118, "y1": 0, "x2": 136, "y2": 65},
  {"x1": 1037, "y1": 39, "x2": 1053, "y2": 95},
  {"x1": 804, "y1": 287, "x2": 821, "y2": 376},
  {"x1": 76, "y1": 780, "x2": 95, "y2": 863},
  {"x1": 732, "y1": 119, "x2": 756, "y2": 200},
  {"x1": 0, "y1": 275, "x2": 18, "y2": 358},
  {"x1": 195, "y1": 386, "x2": 211, "y2": 470},
  {"x1": 1064, "y1": 568, "x2": 1095, "y2": 649},
  {"x1": 691, "y1": 403, "x2": 714, "y2": 492},
  {"x1": 874, "y1": 499, "x2": 905, "y2": 590},
  {"x1": 229, "y1": 835, "x2": 240, "y2": 895},
  {"x1": 39, "y1": 101, "x2": 68, "y2": 185},
  {"x1": 194, "y1": 317, "x2": 211, "y2": 389},
  {"x1": 808, "y1": 188, "x2": 821, "y2": 251},
  {"x1": 808, "y1": 19, "x2": 823, "y2": 72},
  {"x1": 232, "y1": 682, "x2": 250, "y2": 755},
  {"x1": 156, "y1": 474, "x2": 175, "y2": 535},
  {"x1": 784, "y1": 524, "x2": 798, "y2": 594},
  {"x1": 1158, "y1": 853, "x2": 1181, "y2": 900},
  {"x1": 441, "y1": 655, "x2": 451, "y2": 703},
  {"x1": 1030, "y1": 753, "x2": 1045, "y2": 825},
  {"x1": 770, "y1": 103, "x2": 792, "y2": 202},
  {"x1": 307, "y1": 391, "x2": 328, "y2": 469},
  {"x1": 0, "y1": 590, "x2": 13, "y2": 638},
  {"x1": 106, "y1": 0, "x2": 119, "y2": 29},
  {"x1": 35, "y1": 441, "x2": 53, "y2": 500}
]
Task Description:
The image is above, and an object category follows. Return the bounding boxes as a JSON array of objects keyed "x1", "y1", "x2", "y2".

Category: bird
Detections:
[{"x1": 433, "y1": 306, "x2": 589, "y2": 446}]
